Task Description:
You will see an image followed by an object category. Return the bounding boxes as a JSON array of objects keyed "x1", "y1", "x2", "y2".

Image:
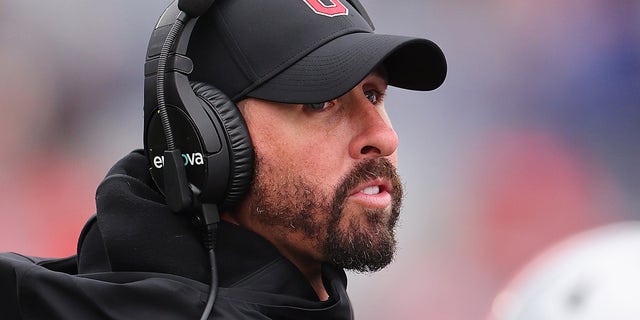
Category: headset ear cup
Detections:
[{"x1": 190, "y1": 81, "x2": 254, "y2": 209}]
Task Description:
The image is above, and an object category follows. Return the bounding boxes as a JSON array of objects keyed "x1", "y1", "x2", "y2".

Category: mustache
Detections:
[{"x1": 332, "y1": 158, "x2": 403, "y2": 208}]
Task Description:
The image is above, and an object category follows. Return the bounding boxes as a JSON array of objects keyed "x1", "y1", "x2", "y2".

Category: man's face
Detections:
[{"x1": 237, "y1": 71, "x2": 403, "y2": 272}]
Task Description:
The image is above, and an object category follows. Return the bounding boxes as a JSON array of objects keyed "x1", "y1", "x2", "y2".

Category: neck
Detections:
[
  {"x1": 279, "y1": 247, "x2": 330, "y2": 301},
  {"x1": 221, "y1": 212, "x2": 330, "y2": 301}
]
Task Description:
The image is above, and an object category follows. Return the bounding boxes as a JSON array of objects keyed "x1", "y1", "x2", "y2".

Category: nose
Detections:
[{"x1": 348, "y1": 95, "x2": 399, "y2": 160}]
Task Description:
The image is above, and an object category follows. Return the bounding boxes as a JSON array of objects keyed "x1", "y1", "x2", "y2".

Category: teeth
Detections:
[{"x1": 362, "y1": 186, "x2": 380, "y2": 195}]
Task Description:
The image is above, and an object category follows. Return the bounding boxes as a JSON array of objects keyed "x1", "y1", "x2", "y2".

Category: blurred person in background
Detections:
[{"x1": 488, "y1": 221, "x2": 640, "y2": 320}]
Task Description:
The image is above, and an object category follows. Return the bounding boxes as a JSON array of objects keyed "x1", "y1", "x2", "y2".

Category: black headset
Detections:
[
  {"x1": 143, "y1": 0, "x2": 254, "y2": 215},
  {"x1": 142, "y1": 1, "x2": 254, "y2": 318},
  {"x1": 142, "y1": 0, "x2": 375, "y2": 215}
]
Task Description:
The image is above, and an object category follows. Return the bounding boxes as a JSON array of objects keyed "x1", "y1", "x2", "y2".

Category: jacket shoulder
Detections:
[{"x1": 0, "y1": 253, "x2": 51, "y2": 320}]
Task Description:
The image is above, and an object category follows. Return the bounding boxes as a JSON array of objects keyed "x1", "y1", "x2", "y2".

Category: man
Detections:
[{"x1": 0, "y1": 0, "x2": 446, "y2": 318}]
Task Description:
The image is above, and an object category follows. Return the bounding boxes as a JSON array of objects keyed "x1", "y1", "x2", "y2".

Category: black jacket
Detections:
[{"x1": 0, "y1": 150, "x2": 354, "y2": 319}]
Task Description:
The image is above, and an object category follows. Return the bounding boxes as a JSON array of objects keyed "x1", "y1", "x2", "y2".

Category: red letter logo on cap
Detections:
[{"x1": 303, "y1": 0, "x2": 349, "y2": 17}]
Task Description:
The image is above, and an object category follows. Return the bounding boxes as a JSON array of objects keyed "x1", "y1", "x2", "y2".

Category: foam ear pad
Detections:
[{"x1": 190, "y1": 81, "x2": 254, "y2": 210}]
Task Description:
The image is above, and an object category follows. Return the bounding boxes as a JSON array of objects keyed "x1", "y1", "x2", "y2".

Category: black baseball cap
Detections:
[{"x1": 187, "y1": 0, "x2": 447, "y2": 104}]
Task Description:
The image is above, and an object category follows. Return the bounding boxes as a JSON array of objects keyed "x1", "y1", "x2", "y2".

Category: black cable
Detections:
[
  {"x1": 200, "y1": 223, "x2": 219, "y2": 320},
  {"x1": 155, "y1": 7, "x2": 219, "y2": 319}
]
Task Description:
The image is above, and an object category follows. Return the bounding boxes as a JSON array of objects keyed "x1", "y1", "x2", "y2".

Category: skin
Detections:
[{"x1": 221, "y1": 70, "x2": 400, "y2": 300}]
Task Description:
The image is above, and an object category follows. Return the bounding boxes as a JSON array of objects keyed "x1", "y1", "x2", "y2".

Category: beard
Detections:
[{"x1": 247, "y1": 156, "x2": 403, "y2": 273}]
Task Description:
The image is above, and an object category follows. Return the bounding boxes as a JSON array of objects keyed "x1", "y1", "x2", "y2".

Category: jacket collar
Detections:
[{"x1": 79, "y1": 150, "x2": 350, "y2": 304}]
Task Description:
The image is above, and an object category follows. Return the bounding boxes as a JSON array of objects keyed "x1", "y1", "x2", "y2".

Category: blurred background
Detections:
[{"x1": 0, "y1": 0, "x2": 638, "y2": 319}]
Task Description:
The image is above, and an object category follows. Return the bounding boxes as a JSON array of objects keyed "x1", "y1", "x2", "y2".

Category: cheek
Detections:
[
  {"x1": 255, "y1": 133, "x2": 350, "y2": 188},
  {"x1": 244, "y1": 109, "x2": 353, "y2": 185},
  {"x1": 296, "y1": 135, "x2": 353, "y2": 179}
]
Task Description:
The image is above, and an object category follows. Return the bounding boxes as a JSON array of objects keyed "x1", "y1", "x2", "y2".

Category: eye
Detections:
[
  {"x1": 303, "y1": 101, "x2": 334, "y2": 112},
  {"x1": 364, "y1": 90, "x2": 385, "y2": 105}
]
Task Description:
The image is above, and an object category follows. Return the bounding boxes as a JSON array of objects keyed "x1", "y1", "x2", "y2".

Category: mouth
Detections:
[
  {"x1": 361, "y1": 185, "x2": 382, "y2": 195},
  {"x1": 348, "y1": 178, "x2": 393, "y2": 209}
]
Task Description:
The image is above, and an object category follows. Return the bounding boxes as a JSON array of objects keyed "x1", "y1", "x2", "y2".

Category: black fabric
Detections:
[
  {"x1": 77, "y1": 215, "x2": 111, "y2": 273},
  {"x1": 95, "y1": 150, "x2": 210, "y2": 282},
  {"x1": 185, "y1": 0, "x2": 446, "y2": 103},
  {"x1": 0, "y1": 150, "x2": 353, "y2": 319},
  {"x1": 0, "y1": 253, "x2": 21, "y2": 319}
]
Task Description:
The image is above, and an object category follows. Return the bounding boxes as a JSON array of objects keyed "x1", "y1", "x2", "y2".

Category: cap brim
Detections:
[{"x1": 246, "y1": 32, "x2": 447, "y2": 104}]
